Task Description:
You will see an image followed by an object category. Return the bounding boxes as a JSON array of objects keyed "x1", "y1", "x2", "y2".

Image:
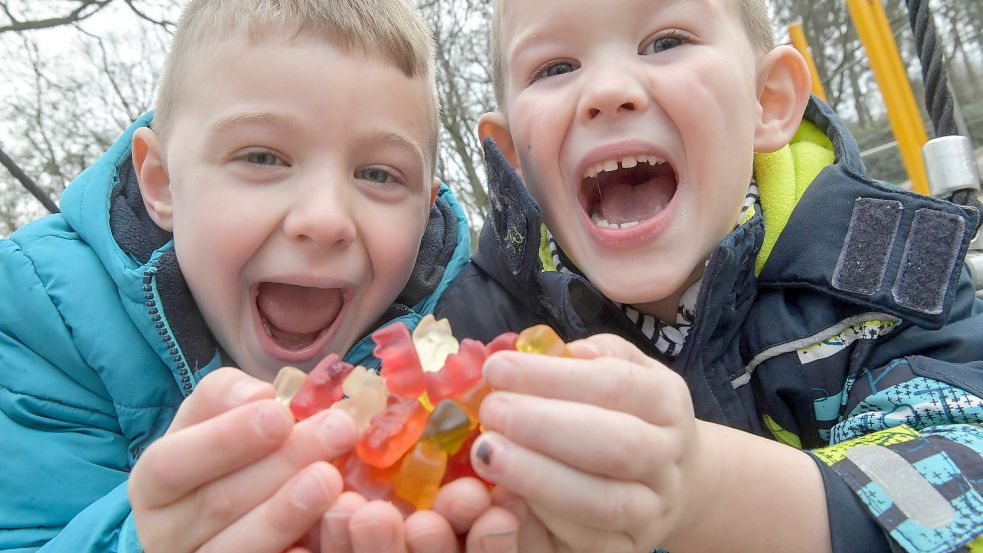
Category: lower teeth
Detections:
[{"x1": 592, "y1": 214, "x2": 640, "y2": 229}]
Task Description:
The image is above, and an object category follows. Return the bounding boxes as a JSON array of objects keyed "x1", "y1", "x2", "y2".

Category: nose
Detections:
[
  {"x1": 282, "y1": 172, "x2": 357, "y2": 248},
  {"x1": 578, "y1": 65, "x2": 649, "y2": 122}
]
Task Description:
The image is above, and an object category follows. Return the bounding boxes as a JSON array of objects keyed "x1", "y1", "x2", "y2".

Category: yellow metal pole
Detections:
[
  {"x1": 869, "y1": 0, "x2": 929, "y2": 194},
  {"x1": 788, "y1": 22, "x2": 828, "y2": 103},
  {"x1": 846, "y1": 0, "x2": 930, "y2": 194}
]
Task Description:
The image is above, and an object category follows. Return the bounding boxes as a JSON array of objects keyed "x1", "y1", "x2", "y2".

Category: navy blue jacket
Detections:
[{"x1": 435, "y1": 99, "x2": 983, "y2": 553}]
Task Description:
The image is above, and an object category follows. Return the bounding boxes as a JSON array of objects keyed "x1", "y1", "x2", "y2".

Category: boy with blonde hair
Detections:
[
  {"x1": 0, "y1": 0, "x2": 488, "y2": 550},
  {"x1": 434, "y1": 0, "x2": 983, "y2": 551}
]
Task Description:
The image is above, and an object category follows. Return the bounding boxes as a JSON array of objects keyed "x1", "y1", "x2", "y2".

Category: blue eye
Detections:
[
  {"x1": 642, "y1": 33, "x2": 687, "y2": 55},
  {"x1": 532, "y1": 60, "x2": 578, "y2": 82},
  {"x1": 245, "y1": 151, "x2": 284, "y2": 166},
  {"x1": 357, "y1": 167, "x2": 401, "y2": 185}
]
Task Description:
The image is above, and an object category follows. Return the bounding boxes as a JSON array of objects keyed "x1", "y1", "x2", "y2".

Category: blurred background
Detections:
[{"x1": 1, "y1": 0, "x2": 981, "y2": 237}]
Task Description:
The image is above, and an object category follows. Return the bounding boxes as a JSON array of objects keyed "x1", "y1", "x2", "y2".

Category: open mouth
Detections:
[
  {"x1": 580, "y1": 154, "x2": 678, "y2": 229},
  {"x1": 256, "y1": 282, "x2": 343, "y2": 352}
]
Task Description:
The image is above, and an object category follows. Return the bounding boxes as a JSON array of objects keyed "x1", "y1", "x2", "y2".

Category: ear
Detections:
[
  {"x1": 477, "y1": 112, "x2": 521, "y2": 174},
  {"x1": 131, "y1": 127, "x2": 174, "y2": 231},
  {"x1": 753, "y1": 45, "x2": 812, "y2": 153},
  {"x1": 430, "y1": 177, "x2": 441, "y2": 207}
]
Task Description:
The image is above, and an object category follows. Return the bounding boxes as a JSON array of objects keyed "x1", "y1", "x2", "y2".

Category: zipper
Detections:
[{"x1": 143, "y1": 266, "x2": 195, "y2": 397}]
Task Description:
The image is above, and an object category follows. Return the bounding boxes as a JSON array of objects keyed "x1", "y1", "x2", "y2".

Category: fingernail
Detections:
[
  {"x1": 321, "y1": 409, "x2": 357, "y2": 449},
  {"x1": 352, "y1": 520, "x2": 395, "y2": 549},
  {"x1": 476, "y1": 440, "x2": 494, "y2": 465},
  {"x1": 481, "y1": 398, "x2": 508, "y2": 431},
  {"x1": 254, "y1": 404, "x2": 291, "y2": 440},
  {"x1": 570, "y1": 340, "x2": 602, "y2": 357},
  {"x1": 483, "y1": 354, "x2": 517, "y2": 388},
  {"x1": 231, "y1": 379, "x2": 268, "y2": 404},
  {"x1": 292, "y1": 468, "x2": 329, "y2": 510},
  {"x1": 481, "y1": 529, "x2": 518, "y2": 551}
]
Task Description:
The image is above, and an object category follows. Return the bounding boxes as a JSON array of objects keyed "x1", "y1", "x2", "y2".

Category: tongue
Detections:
[
  {"x1": 257, "y1": 283, "x2": 342, "y2": 350},
  {"x1": 598, "y1": 175, "x2": 675, "y2": 225}
]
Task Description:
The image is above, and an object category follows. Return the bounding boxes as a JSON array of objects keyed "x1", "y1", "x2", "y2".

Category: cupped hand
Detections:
[
  {"x1": 129, "y1": 367, "x2": 359, "y2": 552},
  {"x1": 467, "y1": 335, "x2": 721, "y2": 553}
]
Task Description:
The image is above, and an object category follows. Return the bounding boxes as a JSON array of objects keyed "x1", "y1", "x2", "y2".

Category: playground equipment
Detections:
[
  {"x1": 900, "y1": 0, "x2": 983, "y2": 296},
  {"x1": 796, "y1": 0, "x2": 983, "y2": 295}
]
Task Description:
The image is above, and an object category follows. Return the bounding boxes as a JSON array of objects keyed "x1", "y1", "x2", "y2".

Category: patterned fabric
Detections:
[
  {"x1": 809, "y1": 356, "x2": 983, "y2": 552},
  {"x1": 546, "y1": 182, "x2": 759, "y2": 359}
]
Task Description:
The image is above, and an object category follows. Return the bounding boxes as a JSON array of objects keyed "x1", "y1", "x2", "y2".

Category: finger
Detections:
[
  {"x1": 349, "y1": 500, "x2": 408, "y2": 553},
  {"x1": 168, "y1": 367, "x2": 275, "y2": 433},
  {"x1": 527, "y1": 506, "x2": 632, "y2": 553},
  {"x1": 478, "y1": 490, "x2": 550, "y2": 553},
  {"x1": 431, "y1": 477, "x2": 493, "y2": 534},
  {"x1": 462, "y1": 506, "x2": 519, "y2": 553},
  {"x1": 482, "y1": 351, "x2": 690, "y2": 425},
  {"x1": 186, "y1": 408, "x2": 357, "y2": 541},
  {"x1": 480, "y1": 393, "x2": 680, "y2": 480},
  {"x1": 405, "y1": 510, "x2": 460, "y2": 553},
  {"x1": 565, "y1": 334, "x2": 661, "y2": 366},
  {"x1": 200, "y1": 462, "x2": 342, "y2": 553},
  {"x1": 321, "y1": 492, "x2": 368, "y2": 553},
  {"x1": 139, "y1": 408, "x2": 356, "y2": 551},
  {"x1": 130, "y1": 398, "x2": 293, "y2": 509},
  {"x1": 470, "y1": 433, "x2": 659, "y2": 533}
]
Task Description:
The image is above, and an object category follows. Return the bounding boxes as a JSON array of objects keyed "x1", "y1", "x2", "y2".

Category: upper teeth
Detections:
[{"x1": 584, "y1": 155, "x2": 665, "y2": 179}]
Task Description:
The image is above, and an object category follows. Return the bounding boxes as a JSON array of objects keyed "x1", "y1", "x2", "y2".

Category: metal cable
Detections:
[
  {"x1": 904, "y1": 0, "x2": 957, "y2": 137},
  {"x1": 904, "y1": 0, "x2": 982, "y2": 227}
]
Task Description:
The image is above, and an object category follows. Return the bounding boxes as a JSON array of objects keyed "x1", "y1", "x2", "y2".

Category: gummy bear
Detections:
[
  {"x1": 485, "y1": 332, "x2": 519, "y2": 354},
  {"x1": 442, "y1": 432, "x2": 486, "y2": 485},
  {"x1": 516, "y1": 325, "x2": 570, "y2": 357},
  {"x1": 356, "y1": 395, "x2": 430, "y2": 469},
  {"x1": 337, "y1": 452, "x2": 399, "y2": 501},
  {"x1": 412, "y1": 315, "x2": 460, "y2": 373},
  {"x1": 273, "y1": 366, "x2": 308, "y2": 405},
  {"x1": 421, "y1": 399, "x2": 473, "y2": 454},
  {"x1": 425, "y1": 338, "x2": 487, "y2": 405},
  {"x1": 289, "y1": 354, "x2": 355, "y2": 421},
  {"x1": 372, "y1": 323, "x2": 426, "y2": 398},
  {"x1": 394, "y1": 441, "x2": 448, "y2": 510},
  {"x1": 333, "y1": 366, "x2": 389, "y2": 432},
  {"x1": 455, "y1": 382, "x2": 491, "y2": 425}
]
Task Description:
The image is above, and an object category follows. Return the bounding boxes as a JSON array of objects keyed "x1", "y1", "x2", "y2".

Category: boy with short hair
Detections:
[
  {"x1": 0, "y1": 0, "x2": 479, "y2": 550},
  {"x1": 435, "y1": 0, "x2": 983, "y2": 551}
]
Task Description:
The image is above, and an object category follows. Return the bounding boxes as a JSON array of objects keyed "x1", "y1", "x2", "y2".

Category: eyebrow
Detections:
[
  {"x1": 204, "y1": 111, "x2": 300, "y2": 137},
  {"x1": 364, "y1": 130, "x2": 427, "y2": 174}
]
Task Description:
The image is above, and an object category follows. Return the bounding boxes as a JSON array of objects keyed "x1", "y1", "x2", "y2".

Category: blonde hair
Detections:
[
  {"x1": 490, "y1": 0, "x2": 775, "y2": 108},
  {"x1": 154, "y1": 0, "x2": 438, "y2": 153}
]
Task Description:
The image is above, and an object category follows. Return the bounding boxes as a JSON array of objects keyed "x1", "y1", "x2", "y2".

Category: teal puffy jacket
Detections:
[{"x1": 0, "y1": 114, "x2": 472, "y2": 551}]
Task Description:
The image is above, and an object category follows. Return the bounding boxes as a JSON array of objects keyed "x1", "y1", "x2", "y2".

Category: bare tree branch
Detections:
[
  {"x1": 0, "y1": 0, "x2": 114, "y2": 34},
  {"x1": 123, "y1": 0, "x2": 175, "y2": 31},
  {"x1": 0, "y1": 144, "x2": 59, "y2": 214}
]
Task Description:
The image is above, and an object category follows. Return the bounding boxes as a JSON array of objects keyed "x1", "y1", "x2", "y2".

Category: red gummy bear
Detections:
[
  {"x1": 425, "y1": 339, "x2": 487, "y2": 405},
  {"x1": 357, "y1": 395, "x2": 430, "y2": 468},
  {"x1": 372, "y1": 324, "x2": 426, "y2": 398},
  {"x1": 485, "y1": 332, "x2": 519, "y2": 354},
  {"x1": 289, "y1": 354, "x2": 355, "y2": 421}
]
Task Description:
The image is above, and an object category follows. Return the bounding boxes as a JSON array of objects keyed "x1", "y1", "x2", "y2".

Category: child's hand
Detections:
[
  {"x1": 317, "y1": 477, "x2": 521, "y2": 553},
  {"x1": 129, "y1": 367, "x2": 358, "y2": 552},
  {"x1": 468, "y1": 335, "x2": 722, "y2": 552}
]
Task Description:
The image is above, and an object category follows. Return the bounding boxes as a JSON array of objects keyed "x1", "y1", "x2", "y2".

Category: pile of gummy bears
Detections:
[{"x1": 273, "y1": 315, "x2": 569, "y2": 513}]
